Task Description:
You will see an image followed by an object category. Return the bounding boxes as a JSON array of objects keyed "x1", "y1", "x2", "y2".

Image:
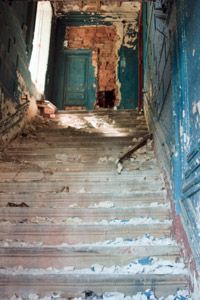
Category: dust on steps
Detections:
[{"x1": 0, "y1": 110, "x2": 192, "y2": 299}]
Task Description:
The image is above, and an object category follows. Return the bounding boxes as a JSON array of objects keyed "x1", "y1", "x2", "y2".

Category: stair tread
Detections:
[
  {"x1": 0, "y1": 110, "x2": 189, "y2": 297},
  {"x1": 0, "y1": 273, "x2": 188, "y2": 299}
]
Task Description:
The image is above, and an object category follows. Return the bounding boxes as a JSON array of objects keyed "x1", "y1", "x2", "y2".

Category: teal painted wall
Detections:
[
  {"x1": 143, "y1": 0, "x2": 200, "y2": 268},
  {"x1": 118, "y1": 46, "x2": 138, "y2": 109},
  {"x1": 0, "y1": 1, "x2": 37, "y2": 102}
]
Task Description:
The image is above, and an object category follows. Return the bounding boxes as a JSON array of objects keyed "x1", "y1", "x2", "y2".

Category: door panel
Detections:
[{"x1": 64, "y1": 50, "x2": 89, "y2": 107}]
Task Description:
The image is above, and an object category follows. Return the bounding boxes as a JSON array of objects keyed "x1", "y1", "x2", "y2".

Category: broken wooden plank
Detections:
[{"x1": 117, "y1": 133, "x2": 153, "y2": 164}]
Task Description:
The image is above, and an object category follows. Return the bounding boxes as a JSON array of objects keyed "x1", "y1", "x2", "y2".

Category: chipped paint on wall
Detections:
[
  {"x1": 51, "y1": 1, "x2": 140, "y2": 108},
  {"x1": 16, "y1": 71, "x2": 38, "y2": 121},
  {"x1": 192, "y1": 100, "x2": 200, "y2": 115},
  {"x1": 0, "y1": 94, "x2": 27, "y2": 148},
  {"x1": 104, "y1": 18, "x2": 139, "y2": 107},
  {"x1": 143, "y1": 0, "x2": 200, "y2": 281},
  {"x1": 57, "y1": 3, "x2": 139, "y2": 108},
  {"x1": 55, "y1": 1, "x2": 140, "y2": 16},
  {"x1": 100, "y1": 1, "x2": 140, "y2": 13},
  {"x1": 115, "y1": 23, "x2": 123, "y2": 106},
  {"x1": 0, "y1": 70, "x2": 38, "y2": 148},
  {"x1": 123, "y1": 23, "x2": 138, "y2": 49},
  {"x1": 0, "y1": 1, "x2": 39, "y2": 146}
]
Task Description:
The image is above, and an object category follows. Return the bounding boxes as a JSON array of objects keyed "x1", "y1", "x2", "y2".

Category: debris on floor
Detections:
[
  {"x1": 37, "y1": 99, "x2": 57, "y2": 118},
  {"x1": 89, "y1": 201, "x2": 115, "y2": 208},
  {"x1": 6, "y1": 202, "x2": 29, "y2": 207},
  {"x1": 0, "y1": 216, "x2": 172, "y2": 225},
  {"x1": 116, "y1": 134, "x2": 153, "y2": 174},
  {"x1": 117, "y1": 162, "x2": 123, "y2": 174},
  {"x1": 0, "y1": 235, "x2": 177, "y2": 248},
  {"x1": 18, "y1": 114, "x2": 57, "y2": 140},
  {"x1": 0, "y1": 256, "x2": 187, "y2": 275},
  {"x1": 9, "y1": 290, "x2": 192, "y2": 300},
  {"x1": 98, "y1": 156, "x2": 116, "y2": 163}
]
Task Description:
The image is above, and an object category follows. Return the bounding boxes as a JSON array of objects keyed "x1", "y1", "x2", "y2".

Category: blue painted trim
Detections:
[
  {"x1": 171, "y1": 0, "x2": 190, "y2": 213},
  {"x1": 171, "y1": 33, "x2": 182, "y2": 213}
]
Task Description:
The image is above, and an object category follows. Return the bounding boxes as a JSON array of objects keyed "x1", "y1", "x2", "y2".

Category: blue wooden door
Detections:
[{"x1": 63, "y1": 50, "x2": 92, "y2": 107}]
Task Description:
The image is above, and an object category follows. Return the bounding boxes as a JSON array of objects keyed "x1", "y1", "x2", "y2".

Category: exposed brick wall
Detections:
[{"x1": 66, "y1": 26, "x2": 118, "y2": 102}]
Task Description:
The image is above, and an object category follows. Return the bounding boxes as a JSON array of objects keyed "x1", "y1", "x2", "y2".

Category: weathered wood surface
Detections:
[{"x1": 0, "y1": 111, "x2": 188, "y2": 298}]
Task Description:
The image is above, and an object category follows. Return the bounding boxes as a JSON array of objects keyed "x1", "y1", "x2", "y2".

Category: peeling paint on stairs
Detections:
[{"x1": 0, "y1": 110, "x2": 192, "y2": 299}]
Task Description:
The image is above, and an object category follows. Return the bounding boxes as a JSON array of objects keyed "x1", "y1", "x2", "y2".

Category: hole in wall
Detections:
[
  {"x1": 7, "y1": 38, "x2": 11, "y2": 53},
  {"x1": 16, "y1": 55, "x2": 19, "y2": 68},
  {"x1": 97, "y1": 89, "x2": 115, "y2": 108}
]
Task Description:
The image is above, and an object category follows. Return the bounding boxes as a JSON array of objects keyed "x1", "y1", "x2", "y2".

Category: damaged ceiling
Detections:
[{"x1": 51, "y1": 0, "x2": 141, "y2": 16}]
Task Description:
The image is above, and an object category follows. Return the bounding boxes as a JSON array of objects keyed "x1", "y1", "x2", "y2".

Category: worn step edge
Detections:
[
  {"x1": 0, "y1": 183, "x2": 165, "y2": 193},
  {"x1": 0, "y1": 206, "x2": 170, "y2": 221},
  {"x1": 0, "y1": 273, "x2": 189, "y2": 298},
  {"x1": 0, "y1": 244, "x2": 180, "y2": 268},
  {"x1": 0, "y1": 171, "x2": 161, "y2": 179},
  {"x1": 0, "y1": 177, "x2": 163, "y2": 185},
  {"x1": 0, "y1": 223, "x2": 172, "y2": 244},
  {"x1": 0, "y1": 192, "x2": 166, "y2": 200}
]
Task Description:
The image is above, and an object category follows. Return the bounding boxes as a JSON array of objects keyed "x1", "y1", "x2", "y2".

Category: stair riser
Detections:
[
  {"x1": 0, "y1": 157, "x2": 155, "y2": 166},
  {"x1": 0, "y1": 207, "x2": 170, "y2": 222},
  {"x1": 0, "y1": 246, "x2": 179, "y2": 268},
  {"x1": 0, "y1": 175, "x2": 162, "y2": 184},
  {"x1": 34, "y1": 131, "x2": 148, "y2": 138},
  {"x1": 0, "y1": 183, "x2": 164, "y2": 193},
  {"x1": 0, "y1": 194, "x2": 166, "y2": 207},
  {"x1": 9, "y1": 134, "x2": 147, "y2": 144},
  {"x1": 0, "y1": 274, "x2": 188, "y2": 299},
  {"x1": 0, "y1": 170, "x2": 161, "y2": 182},
  {"x1": 0, "y1": 200, "x2": 166, "y2": 209},
  {"x1": 0, "y1": 161, "x2": 159, "y2": 171},
  {"x1": 0, "y1": 224, "x2": 171, "y2": 244}
]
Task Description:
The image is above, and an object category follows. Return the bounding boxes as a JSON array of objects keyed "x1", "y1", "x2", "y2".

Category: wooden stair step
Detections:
[
  {"x1": 0, "y1": 181, "x2": 164, "y2": 193},
  {"x1": 0, "y1": 223, "x2": 172, "y2": 244},
  {"x1": 0, "y1": 273, "x2": 188, "y2": 298},
  {"x1": 0, "y1": 170, "x2": 161, "y2": 182},
  {"x1": 0, "y1": 172, "x2": 162, "y2": 182},
  {"x1": 0, "y1": 110, "x2": 190, "y2": 297},
  {"x1": 0, "y1": 206, "x2": 170, "y2": 221},
  {"x1": 0, "y1": 192, "x2": 166, "y2": 207},
  {"x1": 0, "y1": 244, "x2": 180, "y2": 268}
]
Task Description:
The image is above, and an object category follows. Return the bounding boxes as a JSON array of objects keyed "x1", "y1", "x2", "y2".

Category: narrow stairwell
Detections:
[{"x1": 0, "y1": 110, "x2": 191, "y2": 299}]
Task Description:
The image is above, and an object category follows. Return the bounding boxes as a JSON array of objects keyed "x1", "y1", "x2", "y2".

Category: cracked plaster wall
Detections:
[{"x1": 143, "y1": 0, "x2": 200, "y2": 287}]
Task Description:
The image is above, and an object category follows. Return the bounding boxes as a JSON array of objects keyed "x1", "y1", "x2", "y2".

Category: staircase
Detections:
[{"x1": 0, "y1": 110, "x2": 190, "y2": 299}]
